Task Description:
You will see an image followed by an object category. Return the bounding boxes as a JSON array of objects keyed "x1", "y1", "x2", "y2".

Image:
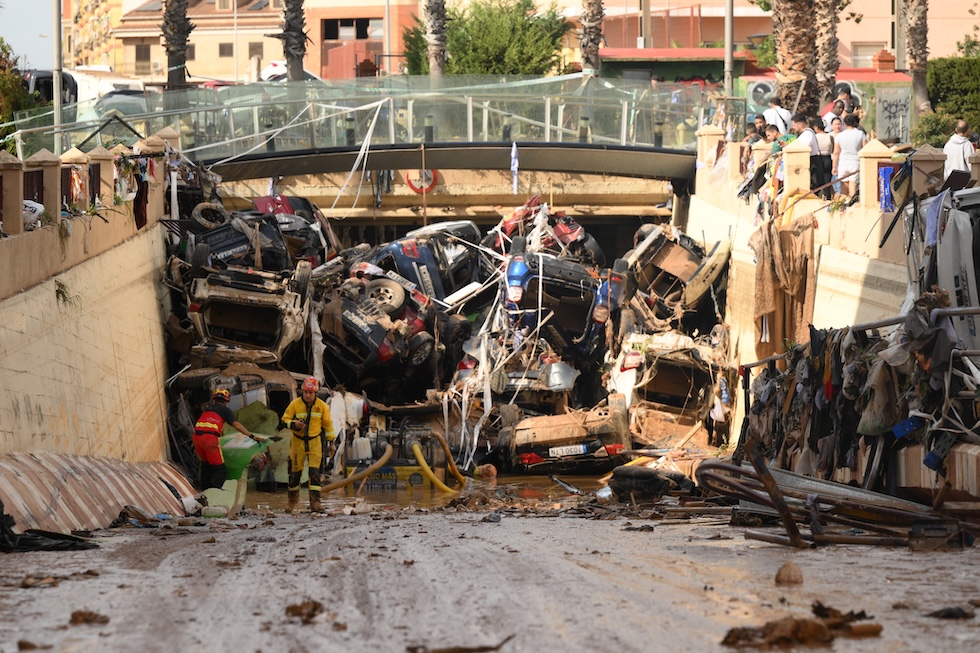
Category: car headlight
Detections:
[{"x1": 506, "y1": 285, "x2": 524, "y2": 303}]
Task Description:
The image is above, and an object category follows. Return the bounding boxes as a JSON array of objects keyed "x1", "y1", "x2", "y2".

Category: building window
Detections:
[
  {"x1": 323, "y1": 18, "x2": 377, "y2": 41},
  {"x1": 135, "y1": 43, "x2": 151, "y2": 75},
  {"x1": 248, "y1": 42, "x2": 263, "y2": 60},
  {"x1": 219, "y1": 43, "x2": 233, "y2": 58},
  {"x1": 217, "y1": 0, "x2": 232, "y2": 10},
  {"x1": 186, "y1": 44, "x2": 195, "y2": 61},
  {"x1": 852, "y1": 42, "x2": 888, "y2": 68},
  {"x1": 271, "y1": 0, "x2": 283, "y2": 8}
]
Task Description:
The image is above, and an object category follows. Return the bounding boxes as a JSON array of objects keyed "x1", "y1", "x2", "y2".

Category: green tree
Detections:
[
  {"x1": 0, "y1": 37, "x2": 40, "y2": 154},
  {"x1": 956, "y1": 3, "x2": 980, "y2": 57},
  {"x1": 403, "y1": 0, "x2": 571, "y2": 75}
]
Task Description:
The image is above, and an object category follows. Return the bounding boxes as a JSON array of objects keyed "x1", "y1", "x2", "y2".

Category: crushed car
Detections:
[{"x1": 166, "y1": 211, "x2": 312, "y2": 368}]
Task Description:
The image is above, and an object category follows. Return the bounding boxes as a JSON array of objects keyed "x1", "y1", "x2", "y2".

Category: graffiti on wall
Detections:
[{"x1": 876, "y1": 87, "x2": 912, "y2": 143}]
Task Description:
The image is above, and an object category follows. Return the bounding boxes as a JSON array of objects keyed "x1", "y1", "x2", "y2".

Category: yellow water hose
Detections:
[
  {"x1": 431, "y1": 430, "x2": 467, "y2": 489},
  {"x1": 320, "y1": 444, "x2": 394, "y2": 494},
  {"x1": 412, "y1": 442, "x2": 458, "y2": 494}
]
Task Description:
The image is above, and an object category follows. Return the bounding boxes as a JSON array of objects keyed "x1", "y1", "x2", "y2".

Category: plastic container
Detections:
[
  {"x1": 202, "y1": 506, "x2": 228, "y2": 518},
  {"x1": 352, "y1": 437, "x2": 372, "y2": 461}
]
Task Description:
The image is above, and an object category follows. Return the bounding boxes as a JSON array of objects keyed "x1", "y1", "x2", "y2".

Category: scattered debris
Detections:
[
  {"x1": 285, "y1": 599, "x2": 327, "y2": 625},
  {"x1": 406, "y1": 633, "x2": 515, "y2": 653},
  {"x1": 69, "y1": 610, "x2": 110, "y2": 626},
  {"x1": 722, "y1": 601, "x2": 880, "y2": 647},
  {"x1": 925, "y1": 606, "x2": 976, "y2": 620},
  {"x1": 774, "y1": 562, "x2": 803, "y2": 585}
]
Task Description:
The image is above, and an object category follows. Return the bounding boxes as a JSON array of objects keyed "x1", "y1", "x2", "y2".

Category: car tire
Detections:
[
  {"x1": 293, "y1": 260, "x2": 312, "y2": 304},
  {"x1": 408, "y1": 332, "x2": 435, "y2": 367},
  {"x1": 442, "y1": 313, "x2": 472, "y2": 345},
  {"x1": 191, "y1": 202, "x2": 232, "y2": 230},
  {"x1": 581, "y1": 234, "x2": 606, "y2": 267},
  {"x1": 188, "y1": 242, "x2": 211, "y2": 278},
  {"x1": 366, "y1": 278, "x2": 407, "y2": 316},
  {"x1": 617, "y1": 307, "x2": 636, "y2": 349}
]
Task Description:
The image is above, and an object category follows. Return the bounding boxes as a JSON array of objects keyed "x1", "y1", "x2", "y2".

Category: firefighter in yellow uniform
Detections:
[{"x1": 281, "y1": 377, "x2": 335, "y2": 512}]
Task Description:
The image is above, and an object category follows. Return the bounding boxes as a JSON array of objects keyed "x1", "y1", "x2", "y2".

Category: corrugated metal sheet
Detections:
[{"x1": 0, "y1": 453, "x2": 197, "y2": 534}]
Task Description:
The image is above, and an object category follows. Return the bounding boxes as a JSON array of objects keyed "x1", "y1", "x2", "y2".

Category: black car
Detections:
[{"x1": 319, "y1": 277, "x2": 471, "y2": 403}]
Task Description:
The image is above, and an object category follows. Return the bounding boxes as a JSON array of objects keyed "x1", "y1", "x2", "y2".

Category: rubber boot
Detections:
[
  {"x1": 309, "y1": 490, "x2": 322, "y2": 513},
  {"x1": 285, "y1": 490, "x2": 299, "y2": 513}
]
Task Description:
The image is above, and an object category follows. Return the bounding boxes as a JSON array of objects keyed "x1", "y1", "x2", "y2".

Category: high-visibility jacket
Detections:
[{"x1": 195, "y1": 403, "x2": 236, "y2": 436}]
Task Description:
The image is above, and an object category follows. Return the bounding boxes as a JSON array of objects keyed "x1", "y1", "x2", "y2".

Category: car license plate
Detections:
[{"x1": 549, "y1": 444, "x2": 587, "y2": 458}]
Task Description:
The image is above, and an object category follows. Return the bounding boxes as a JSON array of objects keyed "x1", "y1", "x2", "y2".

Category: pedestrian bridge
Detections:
[{"x1": 10, "y1": 74, "x2": 705, "y2": 187}]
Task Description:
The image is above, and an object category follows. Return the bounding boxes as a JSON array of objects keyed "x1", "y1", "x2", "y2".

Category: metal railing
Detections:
[{"x1": 6, "y1": 74, "x2": 706, "y2": 163}]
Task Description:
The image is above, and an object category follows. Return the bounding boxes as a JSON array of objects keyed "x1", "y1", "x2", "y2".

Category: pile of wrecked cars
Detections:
[{"x1": 162, "y1": 190, "x2": 733, "y2": 487}]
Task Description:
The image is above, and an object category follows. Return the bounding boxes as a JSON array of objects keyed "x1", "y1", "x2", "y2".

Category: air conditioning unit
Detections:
[{"x1": 746, "y1": 80, "x2": 775, "y2": 116}]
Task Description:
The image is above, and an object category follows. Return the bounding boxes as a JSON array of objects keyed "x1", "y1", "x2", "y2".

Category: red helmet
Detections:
[
  {"x1": 212, "y1": 388, "x2": 231, "y2": 402},
  {"x1": 301, "y1": 377, "x2": 320, "y2": 393}
]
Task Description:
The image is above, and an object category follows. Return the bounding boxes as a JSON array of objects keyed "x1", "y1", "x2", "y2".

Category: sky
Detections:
[{"x1": 0, "y1": 0, "x2": 56, "y2": 70}]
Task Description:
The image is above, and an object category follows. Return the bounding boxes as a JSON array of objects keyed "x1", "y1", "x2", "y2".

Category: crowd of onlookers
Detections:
[{"x1": 742, "y1": 88, "x2": 868, "y2": 200}]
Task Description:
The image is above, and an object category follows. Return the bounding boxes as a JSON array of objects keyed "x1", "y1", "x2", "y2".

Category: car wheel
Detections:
[
  {"x1": 580, "y1": 234, "x2": 606, "y2": 267},
  {"x1": 442, "y1": 313, "x2": 472, "y2": 345},
  {"x1": 366, "y1": 278, "x2": 407, "y2": 316},
  {"x1": 293, "y1": 260, "x2": 312, "y2": 303},
  {"x1": 190, "y1": 202, "x2": 231, "y2": 230},
  {"x1": 408, "y1": 332, "x2": 435, "y2": 367},
  {"x1": 188, "y1": 242, "x2": 211, "y2": 278}
]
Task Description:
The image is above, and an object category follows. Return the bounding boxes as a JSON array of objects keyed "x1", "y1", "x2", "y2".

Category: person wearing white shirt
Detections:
[
  {"x1": 944, "y1": 120, "x2": 975, "y2": 180},
  {"x1": 792, "y1": 113, "x2": 825, "y2": 194},
  {"x1": 763, "y1": 97, "x2": 792, "y2": 135}
]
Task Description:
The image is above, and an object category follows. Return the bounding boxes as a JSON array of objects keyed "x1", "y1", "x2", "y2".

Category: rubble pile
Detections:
[{"x1": 161, "y1": 188, "x2": 733, "y2": 481}]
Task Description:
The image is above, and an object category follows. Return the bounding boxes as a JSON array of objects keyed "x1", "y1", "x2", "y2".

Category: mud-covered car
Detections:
[
  {"x1": 622, "y1": 224, "x2": 731, "y2": 335},
  {"x1": 170, "y1": 240, "x2": 312, "y2": 366},
  {"x1": 492, "y1": 393, "x2": 631, "y2": 474},
  {"x1": 187, "y1": 213, "x2": 295, "y2": 272},
  {"x1": 318, "y1": 277, "x2": 471, "y2": 403},
  {"x1": 252, "y1": 194, "x2": 341, "y2": 268},
  {"x1": 362, "y1": 220, "x2": 490, "y2": 310},
  {"x1": 505, "y1": 235, "x2": 627, "y2": 370}
]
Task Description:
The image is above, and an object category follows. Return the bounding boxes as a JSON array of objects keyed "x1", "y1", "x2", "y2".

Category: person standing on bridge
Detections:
[
  {"x1": 193, "y1": 388, "x2": 255, "y2": 490},
  {"x1": 281, "y1": 377, "x2": 335, "y2": 513}
]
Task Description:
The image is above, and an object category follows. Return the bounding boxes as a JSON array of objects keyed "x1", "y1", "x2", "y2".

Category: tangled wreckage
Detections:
[{"x1": 162, "y1": 192, "x2": 733, "y2": 482}]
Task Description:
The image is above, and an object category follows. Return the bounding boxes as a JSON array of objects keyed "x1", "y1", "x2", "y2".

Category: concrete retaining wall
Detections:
[{"x1": 0, "y1": 225, "x2": 171, "y2": 460}]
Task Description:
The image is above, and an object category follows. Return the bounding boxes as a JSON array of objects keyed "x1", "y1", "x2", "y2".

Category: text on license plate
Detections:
[{"x1": 549, "y1": 444, "x2": 587, "y2": 457}]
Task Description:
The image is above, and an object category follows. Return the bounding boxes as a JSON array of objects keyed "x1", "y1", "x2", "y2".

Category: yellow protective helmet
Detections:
[{"x1": 212, "y1": 388, "x2": 231, "y2": 402}]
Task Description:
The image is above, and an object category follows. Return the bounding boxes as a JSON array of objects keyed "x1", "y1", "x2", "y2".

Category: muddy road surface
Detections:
[{"x1": 1, "y1": 502, "x2": 978, "y2": 652}]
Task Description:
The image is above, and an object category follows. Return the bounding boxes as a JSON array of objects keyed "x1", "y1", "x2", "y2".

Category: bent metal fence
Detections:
[{"x1": 6, "y1": 74, "x2": 705, "y2": 163}]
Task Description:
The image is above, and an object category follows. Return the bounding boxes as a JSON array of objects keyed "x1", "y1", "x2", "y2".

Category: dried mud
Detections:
[{"x1": 1, "y1": 498, "x2": 979, "y2": 653}]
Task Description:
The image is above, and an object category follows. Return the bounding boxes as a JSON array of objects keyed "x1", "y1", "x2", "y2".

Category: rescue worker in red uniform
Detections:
[
  {"x1": 281, "y1": 377, "x2": 335, "y2": 512},
  {"x1": 193, "y1": 388, "x2": 255, "y2": 490}
]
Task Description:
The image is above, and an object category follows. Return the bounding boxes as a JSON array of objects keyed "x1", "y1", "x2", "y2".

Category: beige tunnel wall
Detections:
[{"x1": 0, "y1": 224, "x2": 171, "y2": 460}]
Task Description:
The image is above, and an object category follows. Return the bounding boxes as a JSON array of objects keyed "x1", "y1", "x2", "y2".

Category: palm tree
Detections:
[
  {"x1": 814, "y1": 0, "x2": 839, "y2": 106},
  {"x1": 580, "y1": 0, "x2": 604, "y2": 73},
  {"x1": 771, "y1": 0, "x2": 819, "y2": 116},
  {"x1": 423, "y1": 0, "x2": 447, "y2": 77},
  {"x1": 905, "y1": 0, "x2": 931, "y2": 115},
  {"x1": 278, "y1": 0, "x2": 308, "y2": 82},
  {"x1": 162, "y1": 0, "x2": 194, "y2": 89}
]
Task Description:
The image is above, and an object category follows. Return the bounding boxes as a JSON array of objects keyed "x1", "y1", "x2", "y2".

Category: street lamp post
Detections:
[{"x1": 53, "y1": 0, "x2": 63, "y2": 155}]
